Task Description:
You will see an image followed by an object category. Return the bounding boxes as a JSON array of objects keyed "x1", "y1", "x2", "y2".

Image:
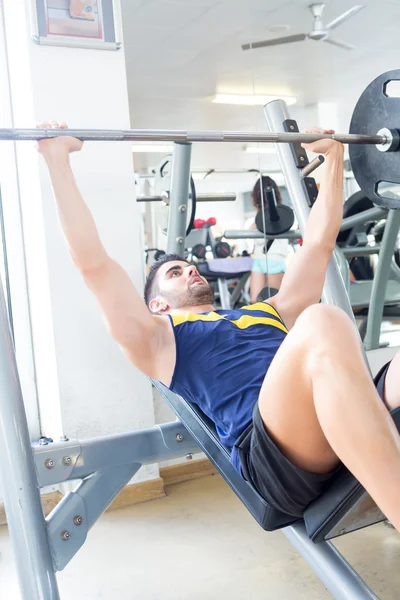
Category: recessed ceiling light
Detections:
[
  {"x1": 212, "y1": 94, "x2": 297, "y2": 106},
  {"x1": 267, "y1": 24, "x2": 291, "y2": 34}
]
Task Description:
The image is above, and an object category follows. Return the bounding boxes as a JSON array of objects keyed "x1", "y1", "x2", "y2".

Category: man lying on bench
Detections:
[{"x1": 38, "y1": 121, "x2": 400, "y2": 533}]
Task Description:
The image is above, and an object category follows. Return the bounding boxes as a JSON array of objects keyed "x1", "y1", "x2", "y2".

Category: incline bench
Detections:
[{"x1": 154, "y1": 380, "x2": 399, "y2": 600}]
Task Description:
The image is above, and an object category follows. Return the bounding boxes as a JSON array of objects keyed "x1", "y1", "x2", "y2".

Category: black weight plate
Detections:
[
  {"x1": 349, "y1": 69, "x2": 400, "y2": 209},
  {"x1": 255, "y1": 205, "x2": 294, "y2": 235},
  {"x1": 154, "y1": 249, "x2": 166, "y2": 261},
  {"x1": 336, "y1": 191, "x2": 374, "y2": 244},
  {"x1": 214, "y1": 241, "x2": 231, "y2": 258},
  {"x1": 192, "y1": 244, "x2": 207, "y2": 259}
]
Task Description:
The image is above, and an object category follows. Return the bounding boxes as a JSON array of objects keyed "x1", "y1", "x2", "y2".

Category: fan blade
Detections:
[
  {"x1": 324, "y1": 36, "x2": 355, "y2": 50},
  {"x1": 242, "y1": 34, "x2": 307, "y2": 51},
  {"x1": 325, "y1": 5, "x2": 365, "y2": 31}
]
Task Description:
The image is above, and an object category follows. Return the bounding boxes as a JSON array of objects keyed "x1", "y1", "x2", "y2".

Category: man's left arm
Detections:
[{"x1": 268, "y1": 128, "x2": 345, "y2": 330}]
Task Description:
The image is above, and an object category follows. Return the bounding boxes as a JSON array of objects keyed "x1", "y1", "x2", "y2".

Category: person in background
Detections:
[{"x1": 249, "y1": 176, "x2": 289, "y2": 303}]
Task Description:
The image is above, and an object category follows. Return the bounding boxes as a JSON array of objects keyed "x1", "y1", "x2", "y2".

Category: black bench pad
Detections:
[
  {"x1": 197, "y1": 263, "x2": 250, "y2": 280},
  {"x1": 153, "y1": 381, "x2": 299, "y2": 531},
  {"x1": 153, "y1": 381, "x2": 400, "y2": 543},
  {"x1": 304, "y1": 406, "x2": 400, "y2": 542}
]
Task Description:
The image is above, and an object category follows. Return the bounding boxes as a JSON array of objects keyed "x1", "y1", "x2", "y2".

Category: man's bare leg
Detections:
[{"x1": 258, "y1": 304, "x2": 400, "y2": 531}]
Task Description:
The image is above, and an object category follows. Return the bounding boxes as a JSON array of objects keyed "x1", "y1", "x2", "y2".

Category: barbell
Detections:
[
  {"x1": 0, "y1": 128, "x2": 387, "y2": 144},
  {"x1": 1, "y1": 69, "x2": 399, "y2": 209}
]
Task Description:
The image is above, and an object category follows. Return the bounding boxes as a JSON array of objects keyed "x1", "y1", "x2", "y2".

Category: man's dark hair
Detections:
[
  {"x1": 144, "y1": 253, "x2": 190, "y2": 308},
  {"x1": 252, "y1": 176, "x2": 282, "y2": 211}
]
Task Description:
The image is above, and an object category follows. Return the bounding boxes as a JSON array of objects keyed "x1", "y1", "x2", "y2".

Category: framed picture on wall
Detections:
[{"x1": 31, "y1": 0, "x2": 121, "y2": 50}]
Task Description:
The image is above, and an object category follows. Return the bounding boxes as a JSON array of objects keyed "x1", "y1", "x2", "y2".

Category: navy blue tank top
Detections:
[{"x1": 167, "y1": 302, "x2": 287, "y2": 472}]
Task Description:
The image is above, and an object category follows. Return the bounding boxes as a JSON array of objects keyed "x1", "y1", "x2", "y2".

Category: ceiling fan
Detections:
[{"x1": 242, "y1": 3, "x2": 365, "y2": 51}]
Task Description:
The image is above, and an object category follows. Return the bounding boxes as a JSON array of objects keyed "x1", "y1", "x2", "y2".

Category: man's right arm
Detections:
[
  {"x1": 39, "y1": 125, "x2": 168, "y2": 378},
  {"x1": 268, "y1": 129, "x2": 344, "y2": 329}
]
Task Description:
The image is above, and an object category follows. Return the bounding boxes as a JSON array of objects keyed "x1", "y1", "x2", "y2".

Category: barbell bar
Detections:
[
  {"x1": 2, "y1": 69, "x2": 400, "y2": 210},
  {"x1": 137, "y1": 193, "x2": 237, "y2": 203},
  {"x1": 0, "y1": 127, "x2": 390, "y2": 146}
]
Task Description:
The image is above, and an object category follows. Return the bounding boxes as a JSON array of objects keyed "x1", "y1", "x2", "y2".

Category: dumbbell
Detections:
[{"x1": 194, "y1": 217, "x2": 216, "y2": 229}]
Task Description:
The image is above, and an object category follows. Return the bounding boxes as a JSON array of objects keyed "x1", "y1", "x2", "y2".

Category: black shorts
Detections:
[{"x1": 234, "y1": 360, "x2": 392, "y2": 518}]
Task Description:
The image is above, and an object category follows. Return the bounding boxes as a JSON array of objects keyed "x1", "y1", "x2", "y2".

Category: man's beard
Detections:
[{"x1": 162, "y1": 282, "x2": 214, "y2": 309}]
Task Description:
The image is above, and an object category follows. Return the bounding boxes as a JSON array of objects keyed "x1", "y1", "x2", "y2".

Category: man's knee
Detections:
[
  {"x1": 297, "y1": 303, "x2": 353, "y2": 334},
  {"x1": 295, "y1": 304, "x2": 361, "y2": 367}
]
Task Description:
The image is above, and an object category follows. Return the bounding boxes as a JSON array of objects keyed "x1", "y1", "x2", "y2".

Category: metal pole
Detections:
[
  {"x1": 0, "y1": 277, "x2": 60, "y2": 599},
  {"x1": 34, "y1": 422, "x2": 199, "y2": 486},
  {"x1": 263, "y1": 100, "x2": 356, "y2": 322},
  {"x1": 333, "y1": 247, "x2": 350, "y2": 294},
  {"x1": 224, "y1": 208, "x2": 387, "y2": 241},
  {"x1": 301, "y1": 154, "x2": 325, "y2": 177},
  {"x1": 284, "y1": 524, "x2": 379, "y2": 599},
  {"x1": 217, "y1": 279, "x2": 232, "y2": 310},
  {"x1": 137, "y1": 192, "x2": 236, "y2": 203},
  {"x1": 342, "y1": 246, "x2": 381, "y2": 258},
  {"x1": 339, "y1": 207, "x2": 387, "y2": 232},
  {"x1": 166, "y1": 142, "x2": 192, "y2": 256},
  {"x1": 0, "y1": 127, "x2": 387, "y2": 145},
  {"x1": 364, "y1": 209, "x2": 400, "y2": 350},
  {"x1": 224, "y1": 230, "x2": 302, "y2": 240},
  {"x1": 194, "y1": 193, "x2": 236, "y2": 202}
]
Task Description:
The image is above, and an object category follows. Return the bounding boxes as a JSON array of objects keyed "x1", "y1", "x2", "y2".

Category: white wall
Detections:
[
  {"x1": 2, "y1": 0, "x2": 157, "y2": 488},
  {"x1": 0, "y1": 5, "x2": 40, "y2": 442}
]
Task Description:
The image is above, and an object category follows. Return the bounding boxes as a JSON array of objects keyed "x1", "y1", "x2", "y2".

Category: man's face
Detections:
[{"x1": 154, "y1": 261, "x2": 214, "y2": 311}]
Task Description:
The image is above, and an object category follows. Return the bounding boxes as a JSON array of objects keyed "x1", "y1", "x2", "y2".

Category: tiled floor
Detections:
[{"x1": 1, "y1": 474, "x2": 399, "y2": 599}]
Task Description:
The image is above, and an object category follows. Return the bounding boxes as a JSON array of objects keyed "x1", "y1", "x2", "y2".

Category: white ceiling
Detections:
[{"x1": 121, "y1": 0, "x2": 400, "y2": 172}]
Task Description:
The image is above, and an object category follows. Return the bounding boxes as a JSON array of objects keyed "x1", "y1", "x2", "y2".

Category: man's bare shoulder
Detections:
[
  {"x1": 119, "y1": 313, "x2": 176, "y2": 386},
  {"x1": 149, "y1": 314, "x2": 177, "y2": 386},
  {"x1": 153, "y1": 313, "x2": 175, "y2": 344}
]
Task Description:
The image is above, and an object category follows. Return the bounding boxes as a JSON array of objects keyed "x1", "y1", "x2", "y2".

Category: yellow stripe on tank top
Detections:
[
  {"x1": 241, "y1": 302, "x2": 281, "y2": 319},
  {"x1": 230, "y1": 315, "x2": 288, "y2": 334},
  {"x1": 171, "y1": 310, "x2": 288, "y2": 334},
  {"x1": 171, "y1": 312, "x2": 226, "y2": 327}
]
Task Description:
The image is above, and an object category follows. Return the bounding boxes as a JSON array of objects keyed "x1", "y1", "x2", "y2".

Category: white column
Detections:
[{"x1": 3, "y1": 0, "x2": 157, "y2": 483}]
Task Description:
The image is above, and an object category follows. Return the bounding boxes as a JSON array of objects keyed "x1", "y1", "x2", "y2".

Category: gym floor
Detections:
[{"x1": 1, "y1": 473, "x2": 399, "y2": 599}]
